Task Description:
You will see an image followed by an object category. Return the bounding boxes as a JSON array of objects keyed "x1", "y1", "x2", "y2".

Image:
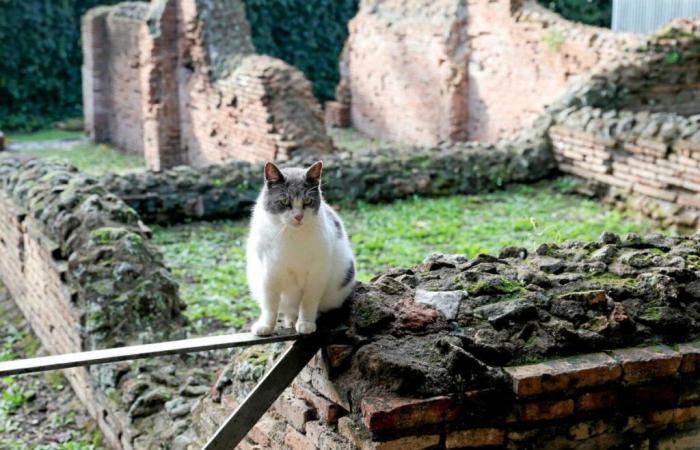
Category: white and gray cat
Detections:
[{"x1": 246, "y1": 161, "x2": 356, "y2": 335}]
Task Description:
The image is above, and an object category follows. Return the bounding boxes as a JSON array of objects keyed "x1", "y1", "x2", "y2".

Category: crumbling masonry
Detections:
[{"x1": 82, "y1": 0, "x2": 332, "y2": 170}]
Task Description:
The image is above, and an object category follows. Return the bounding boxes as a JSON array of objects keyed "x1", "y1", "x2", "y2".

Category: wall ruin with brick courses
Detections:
[
  {"x1": 545, "y1": 18, "x2": 700, "y2": 228},
  {"x1": 0, "y1": 158, "x2": 221, "y2": 450},
  {"x1": 186, "y1": 234, "x2": 700, "y2": 449},
  {"x1": 82, "y1": 0, "x2": 332, "y2": 171},
  {"x1": 101, "y1": 132, "x2": 555, "y2": 224},
  {"x1": 337, "y1": 0, "x2": 640, "y2": 146}
]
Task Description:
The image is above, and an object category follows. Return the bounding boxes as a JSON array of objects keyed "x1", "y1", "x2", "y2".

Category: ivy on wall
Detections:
[
  {"x1": 0, "y1": 0, "x2": 121, "y2": 131},
  {"x1": 539, "y1": 0, "x2": 612, "y2": 28},
  {"x1": 244, "y1": 0, "x2": 359, "y2": 102}
]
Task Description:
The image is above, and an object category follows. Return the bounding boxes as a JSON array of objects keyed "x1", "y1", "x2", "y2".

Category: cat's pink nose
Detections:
[{"x1": 294, "y1": 213, "x2": 304, "y2": 222}]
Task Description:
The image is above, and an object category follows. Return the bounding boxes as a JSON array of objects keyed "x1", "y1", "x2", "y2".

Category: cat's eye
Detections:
[
  {"x1": 303, "y1": 198, "x2": 313, "y2": 206},
  {"x1": 278, "y1": 198, "x2": 290, "y2": 207}
]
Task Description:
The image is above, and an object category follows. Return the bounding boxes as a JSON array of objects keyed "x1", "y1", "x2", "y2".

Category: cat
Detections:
[{"x1": 246, "y1": 161, "x2": 356, "y2": 335}]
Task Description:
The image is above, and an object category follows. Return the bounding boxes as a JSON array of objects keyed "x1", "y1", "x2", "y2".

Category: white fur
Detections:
[{"x1": 246, "y1": 194, "x2": 355, "y2": 335}]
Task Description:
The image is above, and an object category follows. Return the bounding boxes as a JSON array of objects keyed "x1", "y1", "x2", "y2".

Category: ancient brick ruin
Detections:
[
  {"x1": 82, "y1": 0, "x2": 332, "y2": 170},
  {"x1": 2, "y1": 155, "x2": 700, "y2": 449},
  {"x1": 335, "y1": 0, "x2": 640, "y2": 145}
]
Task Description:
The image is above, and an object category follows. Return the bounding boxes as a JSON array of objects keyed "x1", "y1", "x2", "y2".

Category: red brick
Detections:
[
  {"x1": 445, "y1": 428, "x2": 505, "y2": 448},
  {"x1": 325, "y1": 344, "x2": 355, "y2": 369},
  {"x1": 504, "y1": 353, "x2": 620, "y2": 397},
  {"x1": 678, "y1": 342, "x2": 700, "y2": 373},
  {"x1": 646, "y1": 406, "x2": 700, "y2": 427},
  {"x1": 305, "y1": 420, "x2": 354, "y2": 450},
  {"x1": 361, "y1": 395, "x2": 459, "y2": 432},
  {"x1": 609, "y1": 345, "x2": 681, "y2": 383},
  {"x1": 274, "y1": 391, "x2": 315, "y2": 431},
  {"x1": 292, "y1": 382, "x2": 347, "y2": 424},
  {"x1": 576, "y1": 390, "x2": 619, "y2": 411},
  {"x1": 519, "y1": 399, "x2": 574, "y2": 422},
  {"x1": 284, "y1": 424, "x2": 318, "y2": 450},
  {"x1": 338, "y1": 416, "x2": 440, "y2": 450}
]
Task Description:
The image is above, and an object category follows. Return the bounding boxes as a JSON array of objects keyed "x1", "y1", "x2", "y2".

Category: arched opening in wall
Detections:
[{"x1": 244, "y1": 0, "x2": 360, "y2": 103}]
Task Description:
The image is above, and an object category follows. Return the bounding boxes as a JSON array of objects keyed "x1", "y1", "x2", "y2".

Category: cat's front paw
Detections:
[
  {"x1": 252, "y1": 321, "x2": 275, "y2": 336},
  {"x1": 295, "y1": 320, "x2": 317, "y2": 334}
]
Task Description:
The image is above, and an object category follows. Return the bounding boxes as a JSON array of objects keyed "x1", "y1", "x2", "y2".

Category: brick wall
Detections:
[
  {"x1": 187, "y1": 234, "x2": 700, "y2": 449},
  {"x1": 82, "y1": 0, "x2": 332, "y2": 170},
  {"x1": 339, "y1": 0, "x2": 639, "y2": 145},
  {"x1": 0, "y1": 159, "x2": 190, "y2": 449},
  {"x1": 341, "y1": 0, "x2": 469, "y2": 147}
]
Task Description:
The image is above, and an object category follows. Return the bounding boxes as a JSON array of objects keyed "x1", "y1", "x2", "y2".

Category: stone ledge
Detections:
[
  {"x1": 609, "y1": 345, "x2": 682, "y2": 384},
  {"x1": 505, "y1": 353, "x2": 621, "y2": 398}
]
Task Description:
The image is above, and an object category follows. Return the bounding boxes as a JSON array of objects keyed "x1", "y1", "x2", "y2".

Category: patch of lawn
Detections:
[
  {"x1": 6, "y1": 129, "x2": 83, "y2": 143},
  {"x1": 2, "y1": 143, "x2": 145, "y2": 176},
  {"x1": 153, "y1": 178, "x2": 662, "y2": 331}
]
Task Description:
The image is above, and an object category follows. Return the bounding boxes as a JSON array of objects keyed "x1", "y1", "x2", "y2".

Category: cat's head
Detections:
[{"x1": 261, "y1": 161, "x2": 323, "y2": 227}]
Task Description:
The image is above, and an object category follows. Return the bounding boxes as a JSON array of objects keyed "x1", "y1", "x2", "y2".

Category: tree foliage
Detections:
[
  {"x1": 539, "y1": 0, "x2": 612, "y2": 28},
  {"x1": 245, "y1": 0, "x2": 359, "y2": 102},
  {"x1": 0, "y1": 1, "x2": 120, "y2": 131}
]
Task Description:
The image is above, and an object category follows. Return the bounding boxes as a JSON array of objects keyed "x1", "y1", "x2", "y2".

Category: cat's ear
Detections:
[
  {"x1": 306, "y1": 161, "x2": 323, "y2": 185},
  {"x1": 264, "y1": 162, "x2": 284, "y2": 184}
]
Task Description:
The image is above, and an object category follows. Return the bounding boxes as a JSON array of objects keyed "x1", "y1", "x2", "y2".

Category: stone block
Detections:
[
  {"x1": 292, "y1": 382, "x2": 347, "y2": 424},
  {"x1": 284, "y1": 424, "x2": 318, "y2": 450},
  {"x1": 678, "y1": 342, "x2": 700, "y2": 373},
  {"x1": 274, "y1": 391, "x2": 316, "y2": 431},
  {"x1": 360, "y1": 395, "x2": 459, "y2": 432},
  {"x1": 518, "y1": 399, "x2": 574, "y2": 422},
  {"x1": 609, "y1": 345, "x2": 682, "y2": 383},
  {"x1": 504, "y1": 353, "x2": 621, "y2": 397},
  {"x1": 576, "y1": 390, "x2": 619, "y2": 411},
  {"x1": 445, "y1": 428, "x2": 505, "y2": 448}
]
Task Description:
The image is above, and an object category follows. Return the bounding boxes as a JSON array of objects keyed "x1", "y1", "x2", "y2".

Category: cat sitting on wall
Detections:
[{"x1": 246, "y1": 161, "x2": 356, "y2": 335}]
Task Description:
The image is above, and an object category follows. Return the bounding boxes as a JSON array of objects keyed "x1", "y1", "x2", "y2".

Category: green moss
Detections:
[
  {"x1": 543, "y1": 30, "x2": 565, "y2": 52},
  {"x1": 466, "y1": 277, "x2": 526, "y2": 297},
  {"x1": 687, "y1": 255, "x2": 700, "y2": 270},
  {"x1": 587, "y1": 273, "x2": 637, "y2": 287},
  {"x1": 90, "y1": 227, "x2": 128, "y2": 245}
]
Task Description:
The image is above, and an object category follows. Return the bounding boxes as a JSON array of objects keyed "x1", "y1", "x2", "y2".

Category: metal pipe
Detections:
[{"x1": 0, "y1": 330, "x2": 301, "y2": 376}]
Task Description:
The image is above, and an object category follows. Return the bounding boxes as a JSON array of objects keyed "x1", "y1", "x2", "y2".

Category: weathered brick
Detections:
[
  {"x1": 445, "y1": 428, "x2": 505, "y2": 448},
  {"x1": 324, "y1": 344, "x2": 355, "y2": 369},
  {"x1": 609, "y1": 345, "x2": 681, "y2": 383},
  {"x1": 338, "y1": 416, "x2": 440, "y2": 450},
  {"x1": 274, "y1": 391, "x2": 316, "y2": 431},
  {"x1": 310, "y1": 368, "x2": 351, "y2": 412},
  {"x1": 518, "y1": 399, "x2": 574, "y2": 422},
  {"x1": 576, "y1": 390, "x2": 619, "y2": 411},
  {"x1": 284, "y1": 424, "x2": 318, "y2": 450},
  {"x1": 504, "y1": 353, "x2": 621, "y2": 397},
  {"x1": 568, "y1": 420, "x2": 613, "y2": 441},
  {"x1": 678, "y1": 342, "x2": 700, "y2": 373},
  {"x1": 361, "y1": 395, "x2": 459, "y2": 432},
  {"x1": 305, "y1": 420, "x2": 354, "y2": 450},
  {"x1": 646, "y1": 406, "x2": 700, "y2": 427},
  {"x1": 292, "y1": 382, "x2": 347, "y2": 424},
  {"x1": 656, "y1": 427, "x2": 700, "y2": 450},
  {"x1": 628, "y1": 384, "x2": 678, "y2": 408}
]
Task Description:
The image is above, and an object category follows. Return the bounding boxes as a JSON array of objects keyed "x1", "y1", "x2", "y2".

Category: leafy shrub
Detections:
[
  {"x1": 245, "y1": 0, "x2": 359, "y2": 102},
  {"x1": 0, "y1": 0, "x2": 120, "y2": 131},
  {"x1": 539, "y1": 0, "x2": 612, "y2": 28}
]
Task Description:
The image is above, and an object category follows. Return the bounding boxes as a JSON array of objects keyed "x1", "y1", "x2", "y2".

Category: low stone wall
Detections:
[
  {"x1": 102, "y1": 135, "x2": 554, "y2": 224},
  {"x1": 185, "y1": 232, "x2": 700, "y2": 449},
  {"x1": 82, "y1": 0, "x2": 332, "y2": 170},
  {"x1": 0, "y1": 158, "x2": 213, "y2": 449},
  {"x1": 551, "y1": 108, "x2": 700, "y2": 227}
]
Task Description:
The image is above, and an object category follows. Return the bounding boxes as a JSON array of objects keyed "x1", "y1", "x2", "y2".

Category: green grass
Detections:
[
  {"x1": 153, "y1": 178, "x2": 661, "y2": 331},
  {"x1": 2, "y1": 142, "x2": 145, "y2": 176},
  {"x1": 5, "y1": 129, "x2": 83, "y2": 143}
]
